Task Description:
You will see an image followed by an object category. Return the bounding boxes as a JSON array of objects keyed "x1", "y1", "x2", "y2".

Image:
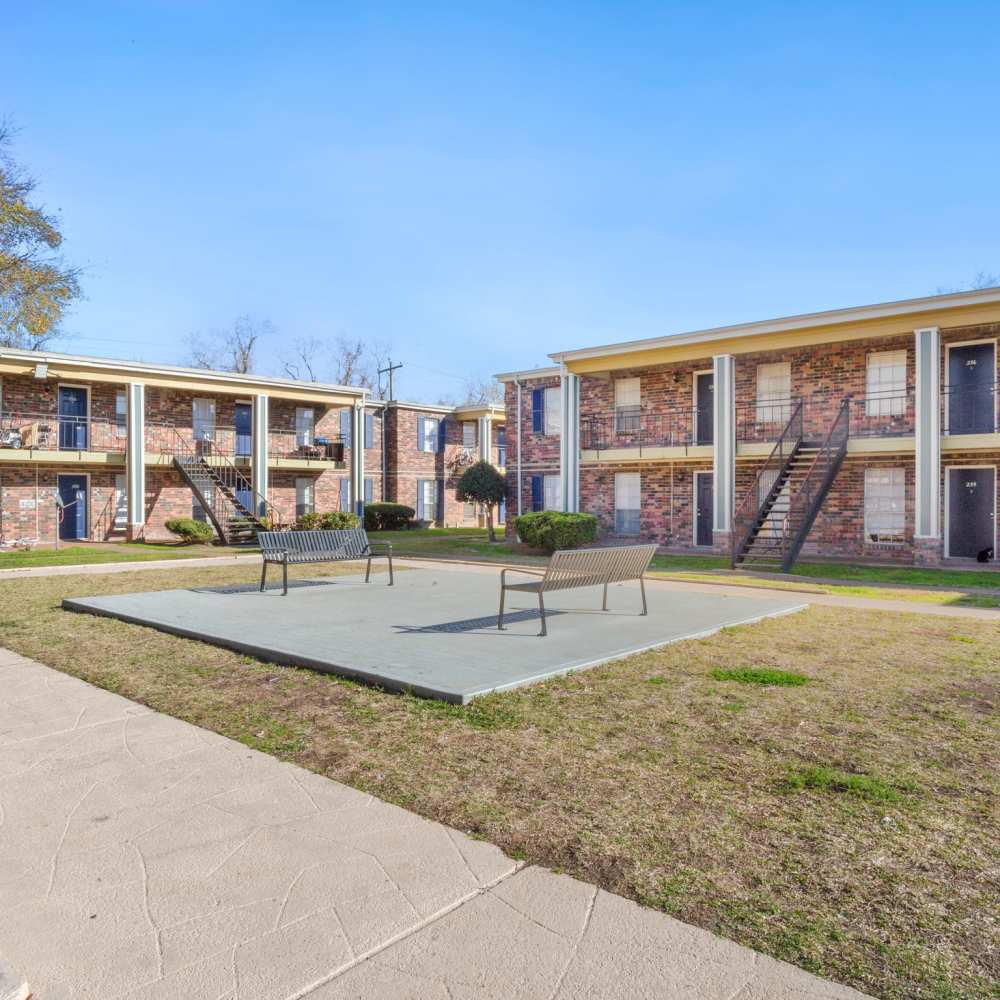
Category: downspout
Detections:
[
  {"x1": 381, "y1": 402, "x2": 388, "y2": 501},
  {"x1": 515, "y1": 377, "x2": 523, "y2": 517}
]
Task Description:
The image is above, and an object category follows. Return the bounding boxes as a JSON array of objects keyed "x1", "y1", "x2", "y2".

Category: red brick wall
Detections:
[{"x1": 503, "y1": 376, "x2": 561, "y2": 534}]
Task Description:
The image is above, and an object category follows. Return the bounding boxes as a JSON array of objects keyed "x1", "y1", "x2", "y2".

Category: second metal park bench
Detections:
[
  {"x1": 498, "y1": 544, "x2": 658, "y2": 636},
  {"x1": 258, "y1": 528, "x2": 393, "y2": 595}
]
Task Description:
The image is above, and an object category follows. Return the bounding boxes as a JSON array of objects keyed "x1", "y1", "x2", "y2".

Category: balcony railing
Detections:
[
  {"x1": 143, "y1": 422, "x2": 347, "y2": 462},
  {"x1": 0, "y1": 410, "x2": 127, "y2": 453},
  {"x1": 581, "y1": 408, "x2": 695, "y2": 454},
  {"x1": 737, "y1": 390, "x2": 915, "y2": 443},
  {"x1": 942, "y1": 382, "x2": 997, "y2": 435}
]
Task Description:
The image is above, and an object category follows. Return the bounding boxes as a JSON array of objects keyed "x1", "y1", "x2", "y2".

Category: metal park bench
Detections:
[
  {"x1": 258, "y1": 529, "x2": 394, "y2": 595},
  {"x1": 498, "y1": 544, "x2": 658, "y2": 636}
]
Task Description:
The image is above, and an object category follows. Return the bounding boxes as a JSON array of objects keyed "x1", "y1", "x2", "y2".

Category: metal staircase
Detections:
[
  {"x1": 170, "y1": 428, "x2": 283, "y2": 545},
  {"x1": 731, "y1": 399, "x2": 850, "y2": 572}
]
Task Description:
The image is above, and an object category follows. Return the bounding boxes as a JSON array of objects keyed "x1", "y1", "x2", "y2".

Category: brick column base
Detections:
[
  {"x1": 712, "y1": 530, "x2": 731, "y2": 560},
  {"x1": 913, "y1": 537, "x2": 943, "y2": 566}
]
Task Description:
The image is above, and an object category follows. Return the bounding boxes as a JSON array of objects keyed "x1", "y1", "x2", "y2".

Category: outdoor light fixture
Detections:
[{"x1": 33, "y1": 363, "x2": 48, "y2": 379}]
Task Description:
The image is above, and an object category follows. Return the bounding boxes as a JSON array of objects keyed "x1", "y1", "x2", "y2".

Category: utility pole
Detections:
[{"x1": 378, "y1": 359, "x2": 403, "y2": 401}]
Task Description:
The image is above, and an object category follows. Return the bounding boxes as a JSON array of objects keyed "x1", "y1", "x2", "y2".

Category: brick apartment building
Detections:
[
  {"x1": 498, "y1": 287, "x2": 1000, "y2": 567},
  {"x1": 0, "y1": 347, "x2": 504, "y2": 546}
]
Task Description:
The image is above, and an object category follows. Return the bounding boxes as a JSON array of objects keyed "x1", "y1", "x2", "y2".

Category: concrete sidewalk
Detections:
[{"x1": 0, "y1": 649, "x2": 868, "y2": 1000}]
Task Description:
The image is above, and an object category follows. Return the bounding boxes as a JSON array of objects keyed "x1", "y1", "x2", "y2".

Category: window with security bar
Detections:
[
  {"x1": 864, "y1": 467, "x2": 905, "y2": 544},
  {"x1": 615, "y1": 472, "x2": 641, "y2": 534}
]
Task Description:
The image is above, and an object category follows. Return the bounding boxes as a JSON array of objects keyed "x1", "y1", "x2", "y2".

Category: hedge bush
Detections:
[
  {"x1": 513, "y1": 511, "x2": 598, "y2": 552},
  {"x1": 165, "y1": 517, "x2": 216, "y2": 544},
  {"x1": 364, "y1": 502, "x2": 415, "y2": 531},
  {"x1": 295, "y1": 511, "x2": 360, "y2": 531}
]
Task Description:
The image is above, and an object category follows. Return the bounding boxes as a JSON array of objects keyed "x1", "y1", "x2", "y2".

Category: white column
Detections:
[
  {"x1": 351, "y1": 402, "x2": 365, "y2": 514},
  {"x1": 559, "y1": 370, "x2": 580, "y2": 512},
  {"x1": 251, "y1": 394, "x2": 269, "y2": 518},
  {"x1": 478, "y1": 415, "x2": 492, "y2": 463},
  {"x1": 915, "y1": 326, "x2": 941, "y2": 540},
  {"x1": 125, "y1": 382, "x2": 145, "y2": 539},
  {"x1": 712, "y1": 354, "x2": 736, "y2": 534}
]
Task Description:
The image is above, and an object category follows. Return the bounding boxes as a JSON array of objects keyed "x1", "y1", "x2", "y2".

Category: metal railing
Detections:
[
  {"x1": 942, "y1": 382, "x2": 997, "y2": 435},
  {"x1": 0, "y1": 410, "x2": 127, "y2": 453},
  {"x1": 169, "y1": 426, "x2": 284, "y2": 531},
  {"x1": 781, "y1": 399, "x2": 851, "y2": 570},
  {"x1": 581, "y1": 408, "x2": 696, "y2": 454},
  {"x1": 143, "y1": 422, "x2": 347, "y2": 463},
  {"x1": 731, "y1": 400, "x2": 803, "y2": 567},
  {"x1": 268, "y1": 429, "x2": 346, "y2": 462},
  {"x1": 737, "y1": 390, "x2": 914, "y2": 443}
]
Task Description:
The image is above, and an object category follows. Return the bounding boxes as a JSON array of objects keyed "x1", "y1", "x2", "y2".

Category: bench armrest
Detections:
[
  {"x1": 367, "y1": 541, "x2": 393, "y2": 555},
  {"x1": 500, "y1": 566, "x2": 545, "y2": 587}
]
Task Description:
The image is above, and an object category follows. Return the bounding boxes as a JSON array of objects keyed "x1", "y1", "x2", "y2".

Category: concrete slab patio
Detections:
[
  {"x1": 62, "y1": 565, "x2": 807, "y2": 703},
  {"x1": 0, "y1": 649, "x2": 869, "y2": 999}
]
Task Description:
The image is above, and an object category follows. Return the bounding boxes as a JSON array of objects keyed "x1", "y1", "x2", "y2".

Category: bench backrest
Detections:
[
  {"x1": 258, "y1": 528, "x2": 370, "y2": 558},
  {"x1": 540, "y1": 544, "x2": 657, "y2": 592}
]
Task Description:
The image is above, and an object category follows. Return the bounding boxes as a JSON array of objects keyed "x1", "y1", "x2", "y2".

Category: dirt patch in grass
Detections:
[
  {"x1": 710, "y1": 667, "x2": 811, "y2": 686},
  {"x1": 1, "y1": 563, "x2": 998, "y2": 999}
]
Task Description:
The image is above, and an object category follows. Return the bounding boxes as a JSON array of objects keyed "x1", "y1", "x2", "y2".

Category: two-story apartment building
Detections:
[
  {"x1": 0, "y1": 348, "x2": 506, "y2": 546},
  {"x1": 499, "y1": 287, "x2": 1000, "y2": 567},
  {"x1": 381, "y1": 400, "x2": 506, "y2": 526},
  {"x1": 0, "y1": 348, "x2": 382, "y2": 546}
]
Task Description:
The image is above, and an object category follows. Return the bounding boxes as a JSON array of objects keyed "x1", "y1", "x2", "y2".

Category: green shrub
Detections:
[
  {"x1": 295, "y1": 511, "x2": 360, "y2": 531},
  {"x1": 165, "y1": 517, "x2": 215, "y2": 544},
  {"x1": 514, "y1": 511, "x2": 598, "y2": 552},
  {"x1": 364, "y1": 502, "x2": 415, "y2": 531}
]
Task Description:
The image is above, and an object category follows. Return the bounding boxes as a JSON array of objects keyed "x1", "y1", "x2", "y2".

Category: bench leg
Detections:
[
  {"x1": 260, "y1": 561, "x2": 268, "y2": 592},
  {"x1": 387, "y1": 552, "x2": 394, "y2": 586},
  {"x1": 537, "y1": 592, "x2": 547, "y2": 637},
  {"x1": 365, "y1": 555, "x2": 372, "y2": 583},
  {"x1": 602, "y1": 583, "x2": 608, "y2": 611},
  {"x1": 639, "y1": 575, "x2": 647, "y2": 616},
  {"x1": 498, "y1": 584, "x2": 506, "y2": 630},
  {"x1": 282, "y1": 559, "x2": 288, "y2": 596}
]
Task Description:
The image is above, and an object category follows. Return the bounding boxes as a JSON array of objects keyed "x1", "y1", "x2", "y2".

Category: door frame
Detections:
[
  {"x1": 944, "y1": 464, "x2": 996, "y2": 559},
  {"x1": 692, "y1": 369, "x2": 714, "y2": 445},
  {"x1": 57, "y1": 383, "x2": 91, "y2": 449},
  {"x1": 693, "y1": 470, "x2": 714, "y2": 547},
  {"x1": 57, "y1": 471, "x2": 90, "y2": 541},
  {"x1": 944, "y1": 338, "x2": 997, "y2": 434}
]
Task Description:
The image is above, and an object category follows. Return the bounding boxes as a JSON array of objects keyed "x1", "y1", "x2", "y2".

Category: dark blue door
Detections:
[
  {"x1": 235, "y1": 403, "x2": 252, "y2": 457},
  {"x1": 58, "y1": 474, "x2": 88, "y2": 540},
  {"x1": 696, "y1": 372, "x2": 714, "y2": 445},
  {"x1": 696, "y1": 473, "x2": 714, "y2": 546},
  {"x1": 58, "y1": 387, "x2": 88, "y2": 450},
  {"x1": 949, "y1": 344, "x2": 995, "y2": 434},
  {"x1": 948, "y1": 468, "x2": 995, "y2": 559}
]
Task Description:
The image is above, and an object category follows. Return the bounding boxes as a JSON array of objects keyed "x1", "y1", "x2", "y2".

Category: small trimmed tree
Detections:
[{"x1": 455, "y1": 460, "x2": 506, "y2": 542}]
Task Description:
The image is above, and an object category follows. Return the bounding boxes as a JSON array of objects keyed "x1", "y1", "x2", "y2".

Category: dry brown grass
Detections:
[{"x1": 1, "y1": 564, "x2": 997, "y2": 999}]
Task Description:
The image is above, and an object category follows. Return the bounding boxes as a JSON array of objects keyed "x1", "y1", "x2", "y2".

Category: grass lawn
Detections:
[
  {"x1": 0, "y1": 541, "x2": 242, "y2": 570},
  {"x1": 367, "y1": 530, "x2": 1000, "y2": 607},
  {"x1": 2, "y1": 562, "x2": 996, "y2": 999}
]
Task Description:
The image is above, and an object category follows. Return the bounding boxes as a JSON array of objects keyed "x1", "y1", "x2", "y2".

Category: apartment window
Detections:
[
  {"x1": 338, "y1": 478, "x2": 351, "y2": 512},
  {"x1": 497, "y1": 426, "x2": 506, "y2": 466},
  {"x1": 614, "y1": 472, "x2": 641, "y2": 535},
  {"x1": 416, "y1": 478, "x2": 441, "y2": 521},
  {"x1": 756, "y1": 363, "x2": 791, "y2": 423},
  {"x1": 192, "y1": 399, "x2": 216, "y2": 443},
  {"x1": 532, "y1": 386, "x2": 561, "y2": 435},
  {"x1": 115, "y1": 391, "x2": 127, "y2": 437},
  {"x1": 864, "y1": 467, "x2": 905, "y2": 544},
  {"x1": 463, "y1": 421, "x2": 477, "y2": 448},
  {"x1": 295, "y1": 408, "x2": 315, "y2": 447},
  {"x1": 364, "y1": 413, "x2": 374, "y2": 449},
  {"x1": 464, "y1": 501, "x2": 477, "y2": 521},
  {"x1": 295, "y1": 477, "x2": 315, "y2": 519},
  {"x1": 614, "y1": 378, "x2": 641, "y2": 433},
  {"x1": 866, "y1": 351, "x2": 907, "y2": 417},
  {"x1": 364, "y1": 478, "x2": 374, "y2": 504},
  {"x1": 418, "y1": 415, "x2": 441, "y2": 452},
  {"x1": 529, "y1": 474, "x2": 561, "y2": 512},
  {"x1": 192, "y1": 484, "x2": 214, "y2": 523}
]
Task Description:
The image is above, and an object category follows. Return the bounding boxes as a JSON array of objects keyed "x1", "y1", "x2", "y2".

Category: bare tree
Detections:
[
  {"x1": 0, "y1": 123, "x2": 82, "y2": 349},
  {"x1": 459, "y1": 376, "x2": 504, "y2": 406},
  {"x1": 280, "y1": 336, "x2": 323, "y2": 381},
  {"x1": 936, "y1": 271, "x2": 1000, "y2": 295},
  {"x1": 186, "y1": 315, "x2": 269, "y2": 373}
]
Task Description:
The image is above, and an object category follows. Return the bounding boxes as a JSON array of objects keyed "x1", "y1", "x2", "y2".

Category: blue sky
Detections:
[{"x1": 8, "y1": 1, "x2": 1000, "y2": 400}]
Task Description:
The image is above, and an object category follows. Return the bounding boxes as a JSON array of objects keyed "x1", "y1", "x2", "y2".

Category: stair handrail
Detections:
[
  {"x1": 780, "y1": 397, "x2": 850, "y2": 570},
  {"x1": 168, "y1": 425, "x2": 285, "y2": 530},
  {"x1": 730, "y1": 399, "x2": 803, "y2": 567}
]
